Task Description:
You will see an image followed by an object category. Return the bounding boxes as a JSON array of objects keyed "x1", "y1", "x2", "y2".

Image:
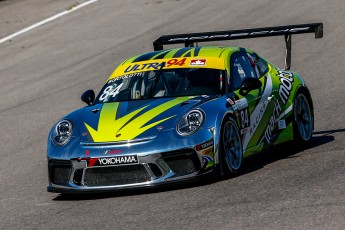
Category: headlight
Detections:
[
  {"x1": 52, "y1": 120, "x2": 73, "y2": 146},
  {"x1": 177, "y1": 110, "x2": 204, "y2": 136}
]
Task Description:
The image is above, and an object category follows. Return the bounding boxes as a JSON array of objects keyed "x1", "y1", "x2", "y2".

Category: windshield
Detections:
[{"x1": 95, "y1": 68, "x2": 224, "y2": 103}]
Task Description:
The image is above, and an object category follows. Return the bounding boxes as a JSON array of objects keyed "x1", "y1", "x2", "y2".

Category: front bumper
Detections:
[
  {"x1": 48, "y1": 147, "x2": 215, "y2": 193},
  {"x1": 47, "y1": 125, "x2": 217, "y2": 193}
]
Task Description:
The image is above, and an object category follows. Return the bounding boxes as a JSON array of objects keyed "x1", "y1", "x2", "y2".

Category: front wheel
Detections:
[
  {"x1": 220, "y1": 118, "x2": 243, "y2": 176},
  {"x1": 293, "y1": 92, "x2": 313, "y2": 145}
]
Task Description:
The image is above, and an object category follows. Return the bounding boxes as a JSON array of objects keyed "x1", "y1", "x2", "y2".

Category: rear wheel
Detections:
[
  {"x1": 220, "y1": 117, "x2": 243, "y2": 176},
  {"x1": 293, "y1": 92, "x2": 313, "y2": 145}
]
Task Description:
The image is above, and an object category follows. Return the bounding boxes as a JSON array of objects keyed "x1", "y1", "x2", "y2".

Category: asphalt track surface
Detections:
[{"x1": 1, "y1": 0, "x2": 344, "y2": 229}]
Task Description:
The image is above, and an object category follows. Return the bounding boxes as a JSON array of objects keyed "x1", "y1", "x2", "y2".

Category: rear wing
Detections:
[{"x1": 153, "y1": 23, "x2": 323, "y2": 70}]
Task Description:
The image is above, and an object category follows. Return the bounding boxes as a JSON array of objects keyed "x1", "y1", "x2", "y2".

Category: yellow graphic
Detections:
[
  {"x1": 109, "y1": 57, "x2": 225, "y2": 80},
  {"x1": 85, "y1": 97, "x2": 190, "y2": 142}
]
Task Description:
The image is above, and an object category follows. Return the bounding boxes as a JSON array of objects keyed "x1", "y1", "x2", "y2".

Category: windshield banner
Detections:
[{"x1": 109, "y1": 57, "x2": 225, "y2": 80}]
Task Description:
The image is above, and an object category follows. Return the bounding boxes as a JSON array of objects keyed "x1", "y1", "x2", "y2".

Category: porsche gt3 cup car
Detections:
[{"x1": 47, "y1": 23, "x2": 323, "y2": 193}]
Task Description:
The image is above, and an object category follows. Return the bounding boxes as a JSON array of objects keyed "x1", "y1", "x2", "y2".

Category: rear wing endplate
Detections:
[{"x1": 153, "y1": 23, "x2": 323, "y2": 70}]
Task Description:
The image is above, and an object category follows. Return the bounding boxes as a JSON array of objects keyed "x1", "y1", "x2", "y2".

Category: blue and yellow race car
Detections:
[{"x1": 47, "y1": 23, "x2": 323, "y2": 193}]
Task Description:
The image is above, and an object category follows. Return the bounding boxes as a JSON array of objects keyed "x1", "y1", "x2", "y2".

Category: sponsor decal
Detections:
[
  {"x1": 190, "y1": 59, "x2": 206, "y2": 66},
  {"x1": 278, "y1": 120, "x2": 286, "y2": 129},
  {"x1": 235, "y1": 98, "x2": 248, "y2": 110},
  {"x1": 198, "y1": 140, "x2": 214, "y2": 161},
  {"x1": 167, "y1": 27, "x2": 311, "y2": 42},
  {"x1": 264, "y1": 100, "x2": 282, "y2": 143},
  {"x1": 242, "y1": 74, "x2": 272, "y2": 150},
  {"x1": 196, "y1": 140, "x2": 214, "y2": 151},
  {"x1": 124, "y1": 62, "x2": 165, "y2": 73},
  {"x1": 123, "y1": 58, "x2": 187, "y2": 73},
  {"x1": 249, "y1": 100, "x2": 267, "y2": 135},
  {"x1": 277, "y1": 70, "x2": 294, "y2": 104},
  {"x1": 108, "y1": 72, "x2": 143, "y2": 83},
  {"x1": 226, "y1": 98, "x2": 235, "y2": 105},
  {"x1": 87, "y1": 155, "x2": 139, "y2": 167},
  {"x1": 202, "y1": 156, "x2": 213, "y2": 164},
  {"x1": 104, "y1": 149, "x2": 122, "y2": 155},
  {"x1": 201, "y1": 148, "x2": 213, "y2": 156},
  {"x1": 111, "y1": 57, "x2": 225, "y2": 77},
  {"x1": 260, "y1": 70, "x2": 292, "y2": 144},
  {"x1": 85, "y1": 150, "x2": 90, "y2": 156}
]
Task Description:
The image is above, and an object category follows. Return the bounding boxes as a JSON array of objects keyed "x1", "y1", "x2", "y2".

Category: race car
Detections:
[{"x1": 47, "y1": 23, "x2": 323, "y2": 193}]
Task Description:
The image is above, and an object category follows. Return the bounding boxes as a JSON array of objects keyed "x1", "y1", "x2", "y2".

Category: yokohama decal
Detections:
[{"x1": 87, "y1": 155, "x2": 139, "y2": 167}]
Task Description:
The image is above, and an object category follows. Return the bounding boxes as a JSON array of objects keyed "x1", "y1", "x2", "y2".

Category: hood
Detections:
[{"x1": 79, "y1": 96, "x2": 206, "y2": 143}]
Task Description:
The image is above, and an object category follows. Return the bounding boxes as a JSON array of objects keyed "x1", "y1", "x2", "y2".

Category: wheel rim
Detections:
[
  {"x1": 295, "y1": 94, "x2": 313, "y2": 141},
  {"x1": 222, "y1": 120, "x2": 242, "y2": 170}
]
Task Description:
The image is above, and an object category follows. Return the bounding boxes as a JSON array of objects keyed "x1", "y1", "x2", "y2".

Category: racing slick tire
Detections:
[
  {"x1": 293, "y1": 89, "x2": 314, "y2": 147},
  {"x1": 219, "y1": 117, "x2": 243, "y2": 177}
]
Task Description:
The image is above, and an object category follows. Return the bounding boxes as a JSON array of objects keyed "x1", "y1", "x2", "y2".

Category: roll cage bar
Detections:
[{"x1": 153, "y1": 23, "x2": 323, "y2": 70}]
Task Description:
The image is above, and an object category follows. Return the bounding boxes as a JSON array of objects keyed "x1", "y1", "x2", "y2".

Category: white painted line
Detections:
[{"x1": 0, "y1": 0, "x2": 98, "y2": 44}]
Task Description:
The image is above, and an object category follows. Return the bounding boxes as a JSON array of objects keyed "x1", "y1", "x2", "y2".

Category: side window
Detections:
[
  {"x1": 231, "y1": 52, "x2": 258, "y2": 90},
  {"x1": 247, "y1": 53, "x2": 269, "y2": 77}
]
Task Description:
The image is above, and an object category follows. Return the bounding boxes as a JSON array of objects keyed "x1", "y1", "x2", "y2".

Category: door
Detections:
[{"x1": 229, "y1": 52, "x2": 275, "y2": 155}]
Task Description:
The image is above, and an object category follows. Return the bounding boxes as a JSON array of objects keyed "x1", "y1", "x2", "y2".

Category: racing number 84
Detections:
[
  {"x1": 99, "y1": 83, "x2": 124, "y2": 101},
  {"x1": 239, "y1": 108, "x2": 250, "y2": 129}
]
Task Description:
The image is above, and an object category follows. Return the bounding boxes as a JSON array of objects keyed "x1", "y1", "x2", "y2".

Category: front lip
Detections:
[{"x1": 47, "y1": 173, "x2": 209, "y2": 194}]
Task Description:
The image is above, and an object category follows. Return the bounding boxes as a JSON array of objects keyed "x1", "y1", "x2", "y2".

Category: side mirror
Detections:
[
  {"x1": 240, "y1": 78, "x2": 262, "y2": 95},
  {"x1": 81, "y1": 89, "x2": 95, "y2": 105}
]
